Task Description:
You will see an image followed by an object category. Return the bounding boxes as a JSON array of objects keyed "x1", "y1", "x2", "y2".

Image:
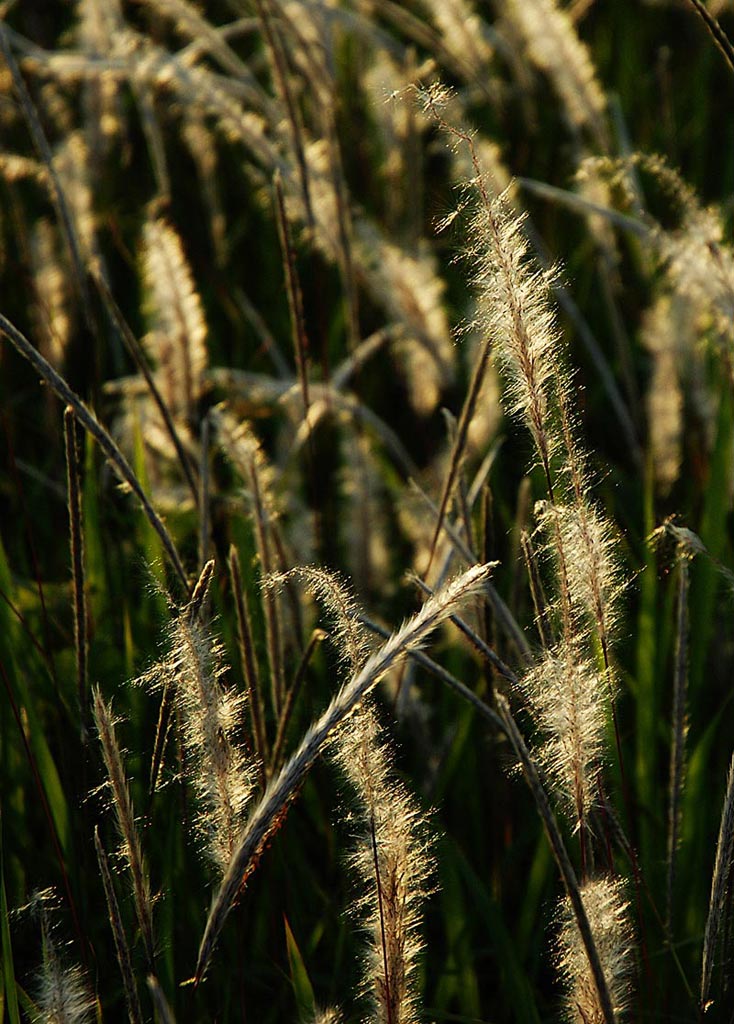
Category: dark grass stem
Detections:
[
  {"x1": 229, "y1": 546, "x2": 270, "y2": 779},
  {"x1": 701, "y1": 755, "x2": 734, "y2": 1013},
  {"x1": 94, "y1": 828, "x2": 144, "y2": 1024},
  {"x1": 411, "y1": 574, "x2": 519, "y2": 688},
  {"x1": 686, "y1": 0, "x2": 734, "y2": 75},
  {"x1": 410, "y1": 479, "x2": 531, "y2": 664},
  {"x1": 667, "y1": 554, "x2": 690, "y2": 937},
  {"x1": 257, "y1": 0, "x2": 314, "y2": 230},
  {"x1": 520, "y1": 529, "x2": 553, "y2": 649},
  {"x1": 270, "y1": 628, "x2": 326, "y2": 772},
  {"x1": 198, "y1": 413, "x2": 212, "y2": 569},
  {"x1": 64, "y1": 409, "x2": 88, "y2": 743}
]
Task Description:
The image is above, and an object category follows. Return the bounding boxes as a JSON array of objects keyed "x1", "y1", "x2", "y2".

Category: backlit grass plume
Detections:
[
  {"x1": 30, "y1": 892, "x2": 95, "y2": 1024},
  {"x1": 507, "y1": 0, "x2": 609, "y2": 149},
  {"x1": 141, "y1": 215, "x2": 208, "y2": 423},
  {"x1": 523, "y1": 648, "x2": 607, "y2": 832},
  {"x1": 333, "y1": 702, "x2": 434, "y2": 1024},
  {"x1": 460, "y1": 178, "x2": 562, "y2": 494},
  {"x1": 557, "y1": 876, "x2": 634, "y2": 1024},
  {"x1": 140, "y1": 560, "x2": 256, "y2": 872}
]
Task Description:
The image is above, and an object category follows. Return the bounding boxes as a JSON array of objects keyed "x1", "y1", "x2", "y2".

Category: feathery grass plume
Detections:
[
  {"x1": 75, "y1": 0, "x2": 124, "y2": 159},
  {"x1": 506, "y1": 0, "x2": 609, "y2": 149},
  {"x1": 264, "y1": 565, "x2": 373, "y2": 673},
  {"x1": 701, "y1": 755, "x2": 734, "y2": 1013},
  {"x1": 523, "y1": 647, "x2": 607, "y2": 832},
  {"x1": 535, "y1": 494, "x2": 623, "y2": 661},
  {"x1": 30, "y1": 891, "x2": 95, "y2": 1024},
  {"x1": 92, "y1": 688, "x2": 155, "y2": 968},
  {"x1": 422, "y1": 96, "x2": 562, "y2": 495},
  {"x1": 93, "y1": 828, "x2": 143, "y2": 1024},
  {"x1": 141, "y1": 215, "x2": 208, "y2": 424},
  {"x1": 557, "y1": 875, "x2": 634, "y2": 1024},
  {"x1": 30, "y1": 218, "x2": 74, "y2": 369},
  {"x1": 496, "y1": 696, "x2": 617, "y2": 1024},
  {"x1": 657, "y1": 203, "x2": 734, "y2": 354},
  {"x1": 582, "y1": 152, "x2": 734, "y2": 358},
  {"x1": 353, "y1": 220, "x2": 455, "y2": 416},
  {"x1": 53, "y1": 133, "x2": 97, "y2": 265},
  {"x1": 640, "y1": 291, "x2": 689, "y2": 494},
  {"x1": 115, "y1": 30, "x2": 276, "y2": 165},
  {"x1": 333, "y1": 702, "x2": 434, "y2": 1024},
  {"x1": 142, "y1": 560, "x2": 257, "y2": 872},
  {"x1": 309, "y1": 1010, "x2": 342, "y2": 1024},
  {"x1": 195, "y1": 562, "x2": 494, "y2": 982},
  {"x1": 423, "y1": 0, "x2": 494, "y2": 74}
]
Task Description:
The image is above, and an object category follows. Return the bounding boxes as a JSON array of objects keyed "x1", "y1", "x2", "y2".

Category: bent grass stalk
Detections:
[{"x1": 194, "y1": 562, "x2": 494, "y2": 982}]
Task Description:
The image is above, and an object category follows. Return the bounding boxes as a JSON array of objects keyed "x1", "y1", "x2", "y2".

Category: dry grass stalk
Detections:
[
  {"x1": 194, "y1": 562, "x2": 494, "y2": 982},
  {"x1": 94, "y1": 828, "x2": 143, "y2": 1024},
  {"x1": 92, "y1": 689, "x2": 155, "y2": 969},
  {"x1": 146, "y1": 975, "x2": 177, "y2": 1024},
  {"x1": 701, "y1": 754, "x2": 734, "y2": 1013}
]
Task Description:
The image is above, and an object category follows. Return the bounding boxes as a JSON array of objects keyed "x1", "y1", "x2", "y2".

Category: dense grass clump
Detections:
[{"x1": 1, "y1": 3, "x2": 734, "y2": 1022}]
